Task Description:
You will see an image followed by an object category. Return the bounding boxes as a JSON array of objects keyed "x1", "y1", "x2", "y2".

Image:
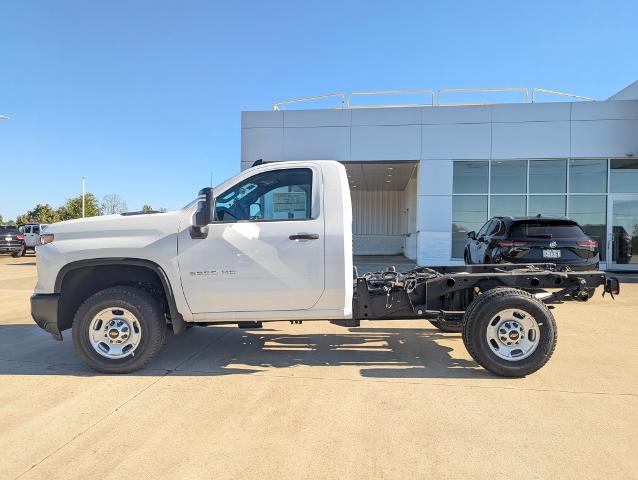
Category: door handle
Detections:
[{"x1": 289, "y1": 233, "x2": 320, "y2": 241}]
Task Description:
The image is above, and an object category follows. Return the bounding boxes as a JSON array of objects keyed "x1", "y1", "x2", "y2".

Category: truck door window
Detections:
[
  {"x1": 215, "y1": 168, "x2": 312, "y2": 222},
  {"x1": 33, "y1": 225, "x2": 40, "y2": 234}
]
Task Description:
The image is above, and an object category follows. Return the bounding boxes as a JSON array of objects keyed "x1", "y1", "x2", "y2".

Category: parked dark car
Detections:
[
  {"x1": 0, "y1": 225, "x2": 26, "y2": 257},
  {"x1": 464, "y1": 216, "x2": 599, "y2": 270}
]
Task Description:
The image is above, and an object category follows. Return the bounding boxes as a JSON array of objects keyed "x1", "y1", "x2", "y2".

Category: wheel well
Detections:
[{"x1": 57, "y1": 264, "x2": 169, "y2": 332}]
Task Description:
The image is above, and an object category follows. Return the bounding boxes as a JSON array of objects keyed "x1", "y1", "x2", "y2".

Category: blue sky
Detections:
[{"x1": 0, "y1": 0, "x2": 636, "y2": 220}]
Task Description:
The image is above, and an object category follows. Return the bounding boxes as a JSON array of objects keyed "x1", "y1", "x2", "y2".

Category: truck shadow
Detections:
[{"x1": 0, "y1": 324, "x2": 493, "y2": 379}]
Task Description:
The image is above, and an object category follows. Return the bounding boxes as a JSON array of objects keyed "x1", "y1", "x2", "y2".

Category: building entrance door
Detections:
[{"x1": 607, "y1": 195, "x2": 638, "y2": 270}]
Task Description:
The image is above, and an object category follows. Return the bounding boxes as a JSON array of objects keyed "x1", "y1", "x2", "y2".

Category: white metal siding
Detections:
[{"x1": 351, "y1": 189, "x2": 404, "y2": 255}]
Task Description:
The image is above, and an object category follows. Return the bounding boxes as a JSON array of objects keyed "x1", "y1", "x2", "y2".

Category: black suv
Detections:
[
  {"x1": 464, "y1": 216, "x2": 600, "y2": 270},
  {"x1": 0, "y1": 225, "x2": 26, "y2": 257}
]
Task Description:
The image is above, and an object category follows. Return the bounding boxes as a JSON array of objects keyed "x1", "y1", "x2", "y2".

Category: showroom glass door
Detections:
[{"x1": 607, "y1": 195, "x2": 638, "y2": 270}]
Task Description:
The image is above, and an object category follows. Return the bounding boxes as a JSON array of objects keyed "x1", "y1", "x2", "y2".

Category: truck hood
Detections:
[{"x1": 46, "y1": 210, "x2": 184, "y2": 242}]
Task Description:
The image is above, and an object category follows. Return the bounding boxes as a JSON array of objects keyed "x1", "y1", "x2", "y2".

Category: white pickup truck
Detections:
[{"x1": 31, "y1": 161, "x2": 619, "y2": 377}]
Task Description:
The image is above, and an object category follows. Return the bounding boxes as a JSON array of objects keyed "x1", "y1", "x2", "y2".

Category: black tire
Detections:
[
  {"x1": 72, "y1": 286, "x2": 166, "y2": 373},
  {"x1": 429, "y1": 319, "x2": 462, "y2": 333},
  {"x1": 462, "y1": 287, "x2": 557, "y2": 377},
  {"x1": 12, "y1": 247, "x2": 25, "y2": 258}
]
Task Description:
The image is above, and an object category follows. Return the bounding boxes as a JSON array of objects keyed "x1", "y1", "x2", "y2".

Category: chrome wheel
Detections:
[
  {"x1": 88, "y1": 307, "x2": 142, "y2": 359},
  {"x1": 486, "y1": 308, "x2": 540, "y2": 361}
]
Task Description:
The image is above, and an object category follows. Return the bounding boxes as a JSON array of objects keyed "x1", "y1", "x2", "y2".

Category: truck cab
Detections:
[{"x1": 31, "y1": 161, "x2": 353, "y2": 372}]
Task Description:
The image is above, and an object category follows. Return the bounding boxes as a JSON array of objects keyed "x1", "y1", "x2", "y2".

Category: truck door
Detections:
[
  {"x1": 29, "y1": 225, "x2": 40, "y2": 247},
  {"x1": 177, "y1": 165, "x2": 325, "y2": 313},
  {"x1": 23, "y1": 225, "x2": 33, "y2": 247}
]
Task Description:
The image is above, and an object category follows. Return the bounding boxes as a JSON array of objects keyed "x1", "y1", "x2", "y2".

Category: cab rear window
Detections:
[{"x1": 510, "y1": 221, "x2": 587, "y2": 239}]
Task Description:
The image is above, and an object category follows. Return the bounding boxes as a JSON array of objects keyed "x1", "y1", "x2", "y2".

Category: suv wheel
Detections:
[{"x1": 72, "y1": 286, "x2": 166, "y2": 373}]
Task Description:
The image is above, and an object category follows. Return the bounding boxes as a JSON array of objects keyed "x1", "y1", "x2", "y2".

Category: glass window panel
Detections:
[
  {"x1": 491, "y1": 160, "x2": 527, "y2": 194},
  {"x1": 569, "y1": 195, "x2": 606, "y2": 261},
  {"x1": 215, "y1": 168, "x2": 312, "y2": 221},
  {"x1": 452, "y1": 195, "x2": 487, "y2": 258},
  {"x1": 490, "y1": 195, "x2": 526, "y2": 217},
  {"x1": 529, "y1": 159, "x2": 566, "y2": 193},
  {"x1": 611, "y1": 198, "x2": 638, "y2": 265},
  {"x1": 528, "y1": 195, "x2": 566, "y2": 217},
  {"x1": 453, "y1": 161, "x2": 488, "y2": 194},
  {"x1": 569, "y1": 159, "x2": 607, "y2": 193},
  {"x1": 610, "y1": 159, "x2": 638, "y2": 193}
]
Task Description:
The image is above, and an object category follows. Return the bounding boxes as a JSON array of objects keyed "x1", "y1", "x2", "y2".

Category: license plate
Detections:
[{"x1": 543, "y1": 249, "x2": 561, "y2": 259}]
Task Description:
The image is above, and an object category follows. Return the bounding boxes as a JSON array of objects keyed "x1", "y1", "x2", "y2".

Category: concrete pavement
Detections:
[{"x1": 0, "y1": 255, "x2": 637, "y2": 479}]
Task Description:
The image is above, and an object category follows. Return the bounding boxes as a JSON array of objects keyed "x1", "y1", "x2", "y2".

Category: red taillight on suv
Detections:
[
  {"x1": 498, "y1": 240, "x2": 527, "y2": 248},
  {"x1": 40, "y1": 234, "x2": 54, "y2": 245},
  {"x1": 16, "y1": 234, "x2": 24, "y2": 240},
  {"x1": 577, "y1": 240, "x2": 598, "y2": 249}
]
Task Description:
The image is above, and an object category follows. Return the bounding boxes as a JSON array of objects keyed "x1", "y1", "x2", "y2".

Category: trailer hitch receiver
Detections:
[{"x1": 604, "y1": 277, "x2": 620, "y2": 298}]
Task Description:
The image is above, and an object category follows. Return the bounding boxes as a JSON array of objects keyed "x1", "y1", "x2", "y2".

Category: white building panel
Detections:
[
  {"x1": 241, "y1": 127, "x2": 283, "y2": 163},
  {"x1": 351, "y1": 125, "x2": 421, "y2": 161},
  {"x1": 492, "y1": 121, "x2": 570, "y2": 159},
  {"x1": 418, "y1": 159, "x2": 453, "y2": 196},
  {"x1": 491, "y1": 102, "x2": 570, "y2": 122},
  {"x1": 417, "y1": 231, "x2": 453, "y2": 265},
  {"x1": 351, "y1": 107, "x2": 421, "y2": 126},
  {"x1": 421, "y1": 105, "x2": 490, "y2": 124},
  {"x1": 241, "y1": 110, "x2": 283, "y2": 128},
  {"x1": 283, "y1": 109, "x2": 351, "y2": 127},
  {"x1": 421, "y1": 123, "x2": 491, "y2": 160},
  {"x1": 571, "y1": 99, "x2": 638, "y2": 120},
  {"x1": 283, "y1": 127, "x2": 350, "y2": 161},
  {"x1": 571, "y1": 119, "x2": 638, "y2": 157},
  {"x1": 418, "y1": 195, "x2": 452, "y2": 232}
]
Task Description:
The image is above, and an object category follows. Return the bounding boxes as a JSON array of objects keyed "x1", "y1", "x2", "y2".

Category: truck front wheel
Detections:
[
  {"x1": 461, "y1": 288, "x2": 557, "y2": 377},
  {"x1": 72, "y1": 286, "x2": 166, "y2": 373}
]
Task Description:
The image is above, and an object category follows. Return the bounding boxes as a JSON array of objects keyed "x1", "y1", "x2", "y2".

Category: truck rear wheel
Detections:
[
  {"x1": 72, "y1": 286, "x2": 166, "y2": 373},
  {"x1": 461, "y1": 287, "x2": 557, "y2": 377}
]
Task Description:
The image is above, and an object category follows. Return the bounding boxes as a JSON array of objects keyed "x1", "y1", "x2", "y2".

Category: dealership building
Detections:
[{"x1": 241, "y1": 82, "x2": 638, "y2": 270}]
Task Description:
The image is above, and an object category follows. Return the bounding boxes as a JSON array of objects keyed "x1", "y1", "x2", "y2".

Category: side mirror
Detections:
[
  {"x1": 191, "y1": 187, "x2": 214, "y2": 239},
  {"x1": 467, "y1": 231, "x2": 476, "y2": 240}
]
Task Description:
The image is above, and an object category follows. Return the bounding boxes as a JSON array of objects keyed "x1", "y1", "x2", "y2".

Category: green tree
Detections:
[
  {"x1": 141, "y1": 204, "x2": 167, "y2": 213},
  {"x1": 16, "y1": 204, "x2": 61, "y2": 225},
  {"x1": 58, "y1": 193, "x2": 102, "y2": 221}
]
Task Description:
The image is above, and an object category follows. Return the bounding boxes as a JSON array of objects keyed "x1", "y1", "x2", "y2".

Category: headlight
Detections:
[{"x1": 40, "y1": 234, "x2": 54, "y2": 245}]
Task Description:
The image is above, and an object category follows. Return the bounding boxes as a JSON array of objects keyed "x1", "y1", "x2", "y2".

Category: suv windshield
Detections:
[{"x1": 510, "y1": 221, "x2": 587, "y2": 239}]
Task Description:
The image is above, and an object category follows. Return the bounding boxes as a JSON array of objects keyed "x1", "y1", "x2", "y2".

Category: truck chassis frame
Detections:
[{"x1": 352, "y1": 263, "x2": 618, "y2": 323}]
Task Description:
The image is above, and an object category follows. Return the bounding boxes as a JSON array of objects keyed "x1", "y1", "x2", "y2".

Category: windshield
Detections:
[
  {"x1": 0, "y1": 226, "x2": 19, "y2": 234},
  {"x1": 510, "y1": 221, "x2": 587, "y2": 239}
]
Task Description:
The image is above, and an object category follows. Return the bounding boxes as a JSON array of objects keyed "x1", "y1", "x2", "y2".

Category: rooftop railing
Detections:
[{"x1": 272, "y1": 87, "x2": 595, "y2": 110}]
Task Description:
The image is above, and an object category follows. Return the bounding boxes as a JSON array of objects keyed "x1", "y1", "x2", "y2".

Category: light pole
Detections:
[{"x1": 82, "y1": 176, "x2": 88, "y2": 218}]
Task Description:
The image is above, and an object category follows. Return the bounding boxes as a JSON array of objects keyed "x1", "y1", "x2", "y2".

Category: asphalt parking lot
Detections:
[{"x1": 1, "y1": 255, "x2": 637, "y2": 479}]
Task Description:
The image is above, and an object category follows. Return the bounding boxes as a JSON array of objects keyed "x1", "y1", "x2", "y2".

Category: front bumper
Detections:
[
  {"x1": 0, "y1": 246, "x2": 22, "y2": 253},
  {"x1": 31, "y1": 294, "x2": 62, "y2": 341}
]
